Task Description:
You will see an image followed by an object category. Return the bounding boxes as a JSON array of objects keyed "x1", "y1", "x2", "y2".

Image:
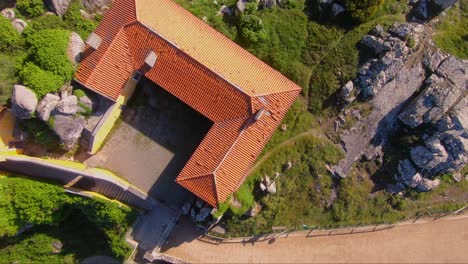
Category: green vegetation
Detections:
[
  {"x1": 0, "y1": 175, "x2": 136, "y2": 261},
  {"x1": 0, "y1": 54, "x2": 16, "y2": 105},
  {"x1": 344, "y1": 0, "x2": 385, "y2": 23},
  {"x1": 73, "y1": 88, "x2": 87, "y2": 99},
  {"x1": 0, "y1": 1, "x2": 100, "y2": 107},
  {"x1": 0, "y1": 16, "x2": 22, "y2": 53},
  {"x1": 63, "y1": 0, "x2": 98, "y2": 39},
  {"x1": 261, "y1": 101, "x2": 315, "y2": 155},
  {"x1": 19, "y1": 62, "x2": 64, "y2": 98},
  {"x1": 433, "y1": 1, "x2": 468, "y2": 59},
  {"x1": 307, "y1": 14, "x2": 403, "y2": 112},
  {"x1": 26, "y1": 29, "x2": 74, "y2": 82},
  {"x1": 19, "y1": 118, "x2": 60, "y2": 150},
  {"x1": 22, "y1": 14, "x2": 68, "y2": 37},
  {"x1": 220, "y1": 134, "x2": 344, "y2": 235},
  {"x1": 16, "y1": 0, "x2": 45, "y2": 18}
]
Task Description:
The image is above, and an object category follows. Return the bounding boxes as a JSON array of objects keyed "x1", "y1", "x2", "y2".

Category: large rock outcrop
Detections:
[
  {"x1": 392, "y1": 52, "x2": 467, "y2": 191},
  {"x1": 399, "y1": 56, "x2": 466, "y2": 128},
  {"x1": 52, "y1": 113, "x2": 86, "y2": 150},
  {"x1": 11, "y1": 85, "x2": 38, "y2": 119},
  {"x1": 352, "y1": 23, "x2": 422, "y2": 100},
  {"x1": 333, "y1": 23, "x2": 427, "y2": 179}
]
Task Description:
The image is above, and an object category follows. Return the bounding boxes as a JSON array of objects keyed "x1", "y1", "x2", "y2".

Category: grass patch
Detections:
[
  {"x1": 433, "y1": 1, "x2": 468, "y2": 59},
  {"x1": 261, "y1": 100, "x2": 316, "y2": 156}
]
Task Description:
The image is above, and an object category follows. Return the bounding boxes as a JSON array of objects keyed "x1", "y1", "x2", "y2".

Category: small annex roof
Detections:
[{"x1": 75, "y1": 0, "x2": 301, "y2": 207}]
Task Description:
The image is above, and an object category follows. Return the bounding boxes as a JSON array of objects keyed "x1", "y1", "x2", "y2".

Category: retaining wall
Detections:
[{"x1": 0, "y1": 155, "x2": 155, "y2": 210}]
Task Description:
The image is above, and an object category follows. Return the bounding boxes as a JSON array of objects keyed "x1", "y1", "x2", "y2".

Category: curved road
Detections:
[{"x1": 163, "y1": 216, "x2": 468, "y2": 263}]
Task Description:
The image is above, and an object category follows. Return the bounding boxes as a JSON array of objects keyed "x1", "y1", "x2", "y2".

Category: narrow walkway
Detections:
[
  {"x1": 0, "y1": 108, "x2": 15, "y2": 150},
  {"x1": 163, "y1": 216, "x2": 468, "y2": 263}
]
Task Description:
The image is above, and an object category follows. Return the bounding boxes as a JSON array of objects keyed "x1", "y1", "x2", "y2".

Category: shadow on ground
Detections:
[{"x1": 84, "y1": 77, "x2": 212, "y2": 209}]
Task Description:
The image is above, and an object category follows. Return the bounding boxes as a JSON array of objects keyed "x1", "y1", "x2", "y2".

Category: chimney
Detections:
[
  {"x1": 254, "y1": 108, "x2": 266, "y2": 121},
  {"x1": 144, "y1": 50, "x2": 158, "y2": 68},
  {"x1": 85, "y1": 32, "x2": 102, "y2": 50}
]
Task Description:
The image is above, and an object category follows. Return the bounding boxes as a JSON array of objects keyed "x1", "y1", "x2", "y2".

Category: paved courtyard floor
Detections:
[{"x1": 84, "y1": 78, "x2": 212, "y2": 208}]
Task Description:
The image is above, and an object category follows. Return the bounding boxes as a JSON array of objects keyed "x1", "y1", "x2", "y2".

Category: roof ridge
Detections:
[{"x1": 176, "y1": 173, "x2": 214, "y2": 182}]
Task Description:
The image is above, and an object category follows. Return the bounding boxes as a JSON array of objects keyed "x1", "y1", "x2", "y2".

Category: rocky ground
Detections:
[{"x1": 330, "y1": 1, "x2": 467, "y2": 194}]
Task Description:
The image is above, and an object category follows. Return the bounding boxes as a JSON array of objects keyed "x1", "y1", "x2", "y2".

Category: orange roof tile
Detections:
[{"x1": 74, "y1": 0, "x2": 301, "y2": 207}]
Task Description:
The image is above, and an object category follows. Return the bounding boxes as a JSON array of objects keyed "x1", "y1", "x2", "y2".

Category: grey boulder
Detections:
[
  {"x1": 81, "y1": 0, "x2": 113, "y2": 13},
  {"x1": 36, "y1": 93, "x2": 60, "y2": 122},
  {"x1": 1, "y1": 8, "x2": 15, "y2": 20},
  {"x1": 11, "y1": 19, "x2": 27, "y2": 34},
  {"x1": 45, "y1": 0, "x2": 72, "y2": 16},
  {"x1": 52, "y1": 113, "x2": 86, "y2": 150},
  {"x1": 11, "y1": 85, "x2": 38, "y2": 119},
  {"x1": 56, "y1": 95, "x2": 78, "y2": 115},
  {"x1": 360, "y1": 35, "x2": 390, "y2": 57},
  {"x1": 331, "y1": 3, "x2": 345, "y2": 16},
  {"x1": 67, "y1": 32, "x2": 84, "y2": 64}
]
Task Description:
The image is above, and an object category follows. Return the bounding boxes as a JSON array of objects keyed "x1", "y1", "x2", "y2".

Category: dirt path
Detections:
[
  {"x1": 248, "y1": 129, "x2": 324, "y2": 174},
  {"x1": 163, "y1": 216, "x2": 468, "y2": 263}
]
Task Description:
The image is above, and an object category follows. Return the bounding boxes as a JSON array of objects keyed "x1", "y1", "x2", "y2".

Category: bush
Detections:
[
  {"x1": 239, "y1": 14, "x2": 269, "y2": 44},
  {"x1": 0, "y1": 53, "x2": 16, "y2": 105},
  {"x1": 19, "y1": 118, "x2": 61, "y2": 149},
  {"x1": 26, "y1": 29, "x2": 74, "y2": 81},
  {"x1": 344, "y1": 0, "x2": 385, "y2": 23},
  {"x1": 0, "y1": 16, "x2": 22, "y2": 53},
  {"x1": 16, "y1": 0, "x2": 45, "y2": 18},
  {"x1": 73, "y1": 88, "x2": 87, "y2": 99},
  {"x1": 22, "y1": 14, "x2": 68, "y2": 37},
  {"x1": 19, "y1": 62, "x2": 64, "y2": 98},
  {"x1": 63, "y1": 0, "x2": 98, "y2": 39},
  {"x1": 0, "y1": 176, "x2": 136, "y2": 260}
]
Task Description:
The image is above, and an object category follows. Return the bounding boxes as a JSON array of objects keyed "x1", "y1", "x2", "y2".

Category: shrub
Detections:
[
  {"x1": 19, "y1": 118, "x2": 61, "y2": 149},
  {"x1": 26, "y1": 29, "x2": 74, "y2": 81},
  {"x1": 16, "y1": 0, "x2": 45, "y2": 18},
  {"x1": 0, "y1": 16, "x2": 22, "y2": 53},
  {"x1": 63, "y1": 0, "x2": 97, "y2": 39},
  {"x1": 344, "y1": 0, "x2": 385, "y2": 23},
  {"x1": 22, "y1": 14, "x2": 68, "y2": 37},
  {"x1": 19, "y1": 62, "x2": 64, "y2": 98},
  {"x1": 239, "y1": 14, "x2": 269, "y2": 44},
  {"x1": 0, "y1": 53, "x2": 16, "y2": 105},
  {"x1": 0, "y1": 176, "x2": 136, "y2": 260}
]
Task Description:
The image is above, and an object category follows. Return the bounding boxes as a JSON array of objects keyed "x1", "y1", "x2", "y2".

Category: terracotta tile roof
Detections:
[
  {"x1": 74, "y1": 0, "x2": 301, "y2": 207},
  {"x1": 136, "y1": 0, "x2": 299, "y2": 97}
]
